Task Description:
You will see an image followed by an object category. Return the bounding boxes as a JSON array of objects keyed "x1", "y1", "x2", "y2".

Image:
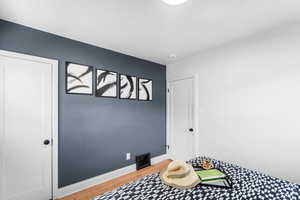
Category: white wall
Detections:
[{"x1": 167, "y1": 22, "x2": 300, "y2": 184}]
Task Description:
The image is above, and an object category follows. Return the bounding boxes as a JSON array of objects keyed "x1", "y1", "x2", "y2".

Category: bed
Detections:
[{"x1": 94, "y1": 157, "x2": 300, "y2": 200}]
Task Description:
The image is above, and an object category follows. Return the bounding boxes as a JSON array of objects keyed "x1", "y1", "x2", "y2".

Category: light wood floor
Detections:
[{"x1": 58, "y1": 160, "x2": 172, "y2": 200}]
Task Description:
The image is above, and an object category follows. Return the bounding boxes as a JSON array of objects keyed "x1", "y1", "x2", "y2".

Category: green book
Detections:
[
  {"x1": 196, "y1": 169, "x2": 226, "y2": 181},
  {"x1": 201, "y1": 178, "x2": 231, "y2": 187}
]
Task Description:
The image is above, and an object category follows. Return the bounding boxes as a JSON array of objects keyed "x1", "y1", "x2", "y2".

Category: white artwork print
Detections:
[
  {"x1": 139, "y1": 78, "x2": 152, "y2": 101},
  {"x1": 66, "y1": 63, "x2": 93, "y2": 94},
  {"x1": 96, "y1": 69, "x2": 117, "y2": 97},
  {"x1": 120, "y1": 75, "x2": 137, "y2": 99}
]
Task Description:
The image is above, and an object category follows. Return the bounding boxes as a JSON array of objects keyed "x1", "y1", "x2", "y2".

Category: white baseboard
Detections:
[{"x1": 54, "y1": 154, "x2": 169, "y2": 199}]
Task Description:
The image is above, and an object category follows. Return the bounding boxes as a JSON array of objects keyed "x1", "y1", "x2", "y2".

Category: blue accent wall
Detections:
[{"x1": 0, "y1": 19, "x2": 166, "y2": 187}]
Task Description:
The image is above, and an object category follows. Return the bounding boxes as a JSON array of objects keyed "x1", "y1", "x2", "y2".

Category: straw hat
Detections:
[{"x1": 160, "y1": 160, "x2": 200, "y2": 189}]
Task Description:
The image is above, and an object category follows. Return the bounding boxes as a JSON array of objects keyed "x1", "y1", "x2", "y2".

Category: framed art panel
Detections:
[
  {"x1": 119, "y1": 74, "x2": 137, "y2": 100},
  {"x1": 95, "y1": 69, "x2": 118, "y2": 98},
  {"x1": 138, "y1": 78, "x2": 152, "y2": 101},
  {"x1": 66, "y1": 62, "x2": 93, "y2": 95}
]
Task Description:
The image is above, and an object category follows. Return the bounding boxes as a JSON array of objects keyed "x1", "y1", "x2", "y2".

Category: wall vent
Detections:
[{"x1": 136, "y1": 153, "x2": 151, "y2": 170}]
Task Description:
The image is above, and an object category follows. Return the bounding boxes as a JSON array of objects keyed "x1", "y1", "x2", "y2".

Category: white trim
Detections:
[
  {"x1": 166, "y1": 82, "x2": 171, "y2": 158},
  {"x1": 0, "y1": 54, "x2": 4, "y2": 200},
  {"x1": 55, "y1": 154, "x2": 169, "y2": 199},
  {"x1": 166, "y1": 81, "x2": 170, "y2": 158},
  {"x1": 0, "y1": 50, "x2": 59, "y2": 200},
  {"x1": 167, "y1": 74, "x2": 199, "y2": 159},
  {"x1": 51, "y1": 57, "x2": 59, "y2": 200}
]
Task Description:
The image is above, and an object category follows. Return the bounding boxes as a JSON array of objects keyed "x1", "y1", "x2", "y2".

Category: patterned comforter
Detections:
[{"x1": 94, "y1": 157, "x2": 300, "y2": 200}]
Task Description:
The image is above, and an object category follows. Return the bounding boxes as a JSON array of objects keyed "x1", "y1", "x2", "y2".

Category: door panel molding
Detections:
[{"x1": 0, "y1": 50, "x2": 58, "y2": 199}]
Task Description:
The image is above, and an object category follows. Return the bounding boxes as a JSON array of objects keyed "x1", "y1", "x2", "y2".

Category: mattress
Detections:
[{"x1": 94, "y1": 157, "x2": 300, "y2": 200}]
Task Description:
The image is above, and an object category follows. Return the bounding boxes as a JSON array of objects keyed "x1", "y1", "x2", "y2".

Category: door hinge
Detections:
[
  {"x1": 167, "y1": 88, "x2": 170, "y2": 93},
  {"x1": 165, "y1": 145, "x2": 170, "y2": 150}
]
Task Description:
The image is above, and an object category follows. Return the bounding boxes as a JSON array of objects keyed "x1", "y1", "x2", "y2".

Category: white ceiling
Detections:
[{"x1": 1, "y1": 0, "x2": 300, "y2": 65}]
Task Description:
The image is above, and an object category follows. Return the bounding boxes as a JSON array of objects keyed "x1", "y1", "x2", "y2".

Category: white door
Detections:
[
  {"x1": 0, "y1": 52, "x2": 53, "y2": 200},
  {"x1": 168, "y1": 77, "x2": 196, "y2": 161}
]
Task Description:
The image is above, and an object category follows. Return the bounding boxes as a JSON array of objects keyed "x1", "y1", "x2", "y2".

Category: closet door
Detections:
[
  {"x1": 168, "y1": 77, "x2": 196, "y2": 161},
  {"x1": 0, "y1": 52, "x2": 52, "y2": 200}
]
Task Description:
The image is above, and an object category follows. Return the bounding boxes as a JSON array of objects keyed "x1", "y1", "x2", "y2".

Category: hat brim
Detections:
[{"x1": 160, "y1": 165, "x2": 200, "y2": 190}]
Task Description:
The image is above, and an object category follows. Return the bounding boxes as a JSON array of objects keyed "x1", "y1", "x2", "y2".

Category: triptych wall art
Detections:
[
  {"x1": 66, "y1": 62, "x2": 93, "y2": 95},
  {"x1": 66, "y1": 62, "x2": 153, "y2": 101},
  {"x1": 120, "y1": 75, "x2": 137, "y2": 99},
  {"x1": 96, "y1": 69, "x2": 118, "y2": 98}
]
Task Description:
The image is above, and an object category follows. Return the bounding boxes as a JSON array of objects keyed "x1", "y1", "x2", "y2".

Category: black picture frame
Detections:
[
  {"x1": 119, "y1": 74, "x2": 137, "y2": 100},
  {"x1": 138, "y1": 78, "x2": 153, "y2": 101},
  {"x1": 65, "y1": 62, "x2": 94, "y2": 95},
  {"x1": 95, "y1": 68, "x2": 118, "y2": 98}
]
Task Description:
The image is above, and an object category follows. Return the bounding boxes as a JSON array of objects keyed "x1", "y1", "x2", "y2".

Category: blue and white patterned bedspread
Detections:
[{"x1": 94, "y1": 157, "x2": 300, "y2": 200}]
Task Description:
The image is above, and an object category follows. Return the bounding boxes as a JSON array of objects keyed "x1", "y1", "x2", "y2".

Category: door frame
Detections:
[
  {"x1": 0, "y1": 50, "x2": 59, "y2": 199},
  {"x1": 167, "y1": 74, "x2": 199, "y2": 160}
]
